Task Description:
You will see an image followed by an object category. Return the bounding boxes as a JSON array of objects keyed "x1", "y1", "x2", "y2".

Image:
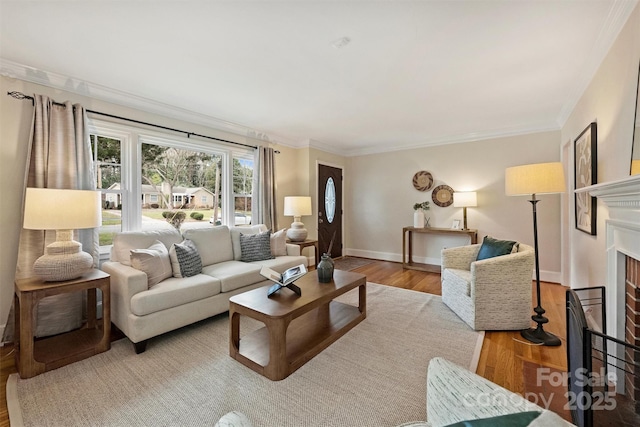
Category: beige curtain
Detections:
[
  {"x1": 251, "y1": 146, "x2": 277, "y2": 230},
  {"x1": 12, "y1": 94, "x2": 97, "y2": 338}
]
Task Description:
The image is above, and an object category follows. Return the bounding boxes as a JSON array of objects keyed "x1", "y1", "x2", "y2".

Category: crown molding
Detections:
[
  {"x1": 0, "y1": 58, "x2": 301, "y2": 148},
  {"x1": 556, "y1": 0, "x2": 638, "y2": 127},
  {"x1": 341, "y1": 123, "x2": 561, "y2": 157}
]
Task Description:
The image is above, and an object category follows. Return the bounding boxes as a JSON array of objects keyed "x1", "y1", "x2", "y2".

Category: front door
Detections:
[{"x1": 318, "y1": 164, "x2": 343, "y2": 259}]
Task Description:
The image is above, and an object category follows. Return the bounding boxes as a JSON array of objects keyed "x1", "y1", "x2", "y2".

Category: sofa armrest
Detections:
[
  {"x1": 285, "y1": 243, "x2": 301, "y2": 257},
  {"x1": 426, "y1": 357, "x2": 570, "y2": 426},
  {"x1": 441, "y1": 244, "x2": 481, "y2": 270},
  {"x1": 101, "y1": 261, "x2": 149, "y2": 337}
]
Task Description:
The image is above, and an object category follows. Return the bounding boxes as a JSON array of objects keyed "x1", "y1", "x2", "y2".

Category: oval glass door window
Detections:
[{"x1": 325, "y1": 177, "x2": 336, "y2": 223}]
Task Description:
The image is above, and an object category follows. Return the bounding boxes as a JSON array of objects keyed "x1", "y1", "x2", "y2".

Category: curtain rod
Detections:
[{"x1": 7, "y1": 91, "x2": 262, "y2": 151}]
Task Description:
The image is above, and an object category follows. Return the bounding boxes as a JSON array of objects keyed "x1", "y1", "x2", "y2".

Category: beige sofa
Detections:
[
  {"x1": 101, "y1": 224, "x2": 307, "y2": 353},
  {"x1": 441, "y1": 242, "x2": 535, "y2": 330}
]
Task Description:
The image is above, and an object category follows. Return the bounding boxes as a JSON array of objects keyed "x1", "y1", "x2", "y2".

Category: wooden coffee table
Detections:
[{"x1": 229, "y1": 269, "x2": 366, "y2": 381}]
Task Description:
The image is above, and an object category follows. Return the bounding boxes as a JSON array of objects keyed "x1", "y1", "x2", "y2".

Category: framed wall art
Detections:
[{"x1": 574, "y1": 122, "x2": 597, "y2": 235}]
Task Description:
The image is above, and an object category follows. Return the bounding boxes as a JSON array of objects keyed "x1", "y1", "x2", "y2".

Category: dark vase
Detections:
[{"x1": 317, "y1": 253, "x2": 334, "y2": 283}]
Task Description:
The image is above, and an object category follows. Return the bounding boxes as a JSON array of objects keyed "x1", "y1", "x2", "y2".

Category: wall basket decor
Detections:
[
  {"x1": 574, "y1": 122, "x2": 597, "y2": 235},
  {"x1": 412, "y1": 171, "x2": 434, "y2": 191},
  {"x1": 432, "y1": 185, "x2": 454, "y2": 207}
]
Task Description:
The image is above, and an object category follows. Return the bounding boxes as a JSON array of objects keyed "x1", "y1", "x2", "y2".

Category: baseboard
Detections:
[{"x1": 344, "y1": 248, "x2": 564, "y2": 284}]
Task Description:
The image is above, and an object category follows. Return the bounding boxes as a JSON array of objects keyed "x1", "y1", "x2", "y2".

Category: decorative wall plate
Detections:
[
  {"x1": 432, "y1": 185, "x2": 454, "y2": 207},
  {"x1": 412, "y1": 171, "x2": 434, "y2": 192}
]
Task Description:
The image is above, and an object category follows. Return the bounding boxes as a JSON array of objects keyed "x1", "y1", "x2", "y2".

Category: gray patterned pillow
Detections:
[
  {"x1": 240, "y1": 230, "x2": 275, "y2": 262},
  {"x1": 169, "y1": 239, "x2": 202, "y2": 277}
]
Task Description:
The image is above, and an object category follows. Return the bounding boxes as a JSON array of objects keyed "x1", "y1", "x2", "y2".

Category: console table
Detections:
[
  {"x1": 402, "y1": 226, "x2": 478, "y2": 272},
  {"x1": 14, "y1": 269, "x2": 111, "y2": 379}
]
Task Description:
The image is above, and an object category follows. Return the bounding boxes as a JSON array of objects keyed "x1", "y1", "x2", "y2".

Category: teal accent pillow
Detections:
[
  {"x1": 476, "y1": 236, "x2": 518, "y2": 261},
  {"x1": 445, "y1": 411, "x2": 541, "y2": 427}
]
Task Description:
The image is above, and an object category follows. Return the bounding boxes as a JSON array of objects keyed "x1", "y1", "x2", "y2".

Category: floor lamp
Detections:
[{"x1": 505, "y1": 162, "x2": 565, "y2": 346}]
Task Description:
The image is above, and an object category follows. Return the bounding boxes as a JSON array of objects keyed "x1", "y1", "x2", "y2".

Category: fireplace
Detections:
[{"x1": 586, "y1": 175, "x2": 640, "y2": 402}]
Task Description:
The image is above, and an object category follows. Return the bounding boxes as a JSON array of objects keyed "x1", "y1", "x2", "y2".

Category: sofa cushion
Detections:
[
  {"x1": 240, "y1": 230, "x2": 275, "y2": 262},
  {"x1": 270, "y1": 228, "x2": 288, "y2": 257},
  {"x1": 442, "y1": 268, "x2": 472, "y2": 297},
  {"x1": 476, "y1": 236, "x2": 518, "y2": 261},
  {"x1": 129, "y1": 240, "x2": 173, "y2": 288},
  {"x1": 230, "y1": 225, "x2": 267, "y2": 260},
  {"x1": 250, "y1": 256, "x2": 309, "y2": 273},
  {"x1": 130, "y1": 274, "x2": 222, "y2": 316},
  {"x1": 202, "y1": 260, "x2": 263, "y2": 293},
  {"x1": 112, "y1": 229, "x2": 183, "y2": 265},
  {"x1": 183, "y1": 226, "x2": 234, "y2": 266},
  {"x1": 169, "y1": 239, "x2": 203, "y2": 278}
]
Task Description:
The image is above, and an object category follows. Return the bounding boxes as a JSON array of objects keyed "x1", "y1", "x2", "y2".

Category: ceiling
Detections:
[{"x1": 0, "y1": 1, "x2": 636, "y2": 156}]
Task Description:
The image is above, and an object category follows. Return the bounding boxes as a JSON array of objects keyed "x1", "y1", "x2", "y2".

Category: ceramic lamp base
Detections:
[
  {"x1": 286, "y1": 221, "x2": 308, "y2": 242},
  {"x1": 33, "y1": 236, "x2": 93, "y2": 282}
]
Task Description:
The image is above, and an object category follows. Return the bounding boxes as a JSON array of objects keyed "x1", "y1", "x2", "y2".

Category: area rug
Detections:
[
  {"x1": 333, "y1": 256, "x2": 375, "y2": 271},
  {"x1": 7, "y1": 283, "x2": 483, "y2": 427}
]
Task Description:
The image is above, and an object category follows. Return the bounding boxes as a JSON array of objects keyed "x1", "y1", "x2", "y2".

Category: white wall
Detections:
[
  {"x1": 562, "y1": 3, "x2": 640, "y2": 288},
  {"x1": 346, "y1": 131, "x2": 563, "y2": 281}
]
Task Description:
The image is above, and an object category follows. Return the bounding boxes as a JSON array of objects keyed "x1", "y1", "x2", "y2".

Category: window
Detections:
[
  {"x1": 233, "y1": 157, "x2": 254, "y2": 226},
  {"x1": 88, "y1": 119, "x2": 254, "y2": 253},
  {"x1": 90, "y1": 134, "x2": 123, "y2": 247},
  {"x1": 140, "y1": 141, "x2": 224, "y2": 231}
]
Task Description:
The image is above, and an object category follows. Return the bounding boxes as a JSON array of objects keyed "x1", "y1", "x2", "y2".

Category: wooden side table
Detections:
[
  {"x1": 14, "y1": 269, "x2": 111, "y2": 379},
  {"x1": 286, "y1": 239, "x2": 319, "y2": 267},
  {"x1": 402, "y1": 226, "x2": 478, "y2": 272}
]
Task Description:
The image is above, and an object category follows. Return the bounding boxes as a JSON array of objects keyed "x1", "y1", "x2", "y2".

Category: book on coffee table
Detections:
[{"x1": 260, "y1": 264, "x2": 307, "y2": 297}]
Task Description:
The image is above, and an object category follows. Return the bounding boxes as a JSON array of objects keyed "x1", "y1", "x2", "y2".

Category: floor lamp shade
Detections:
[
  {"x1": 453, "y1": 192, "x2": 477, "y2": 230},
  {"x1": 505, "y1": 162, "x2": 566, "y2": 196},
  {"x1": 284, "y1": 196, "x2": 312, "y2": 242},
  {"x1": 504, "y1": 162, "x2": 565, "y2": 346},
  {"x1": 23, "y1": 188, "x2": 102, "y2": 281}
]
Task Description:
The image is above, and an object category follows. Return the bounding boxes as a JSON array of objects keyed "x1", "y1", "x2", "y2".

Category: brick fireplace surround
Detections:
[{"x1": 585, "y1": 175, "x2": 640, "y2": 407}]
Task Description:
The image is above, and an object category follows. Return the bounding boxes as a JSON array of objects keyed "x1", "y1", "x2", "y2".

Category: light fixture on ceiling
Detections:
[{"x1": 331, "y1": 37, "x2": 351, "y2": 49}]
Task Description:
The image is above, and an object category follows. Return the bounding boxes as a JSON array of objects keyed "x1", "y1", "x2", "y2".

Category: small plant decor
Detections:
[{"x1": 413, "y1": 201, "x2": 430, "y2": 211}]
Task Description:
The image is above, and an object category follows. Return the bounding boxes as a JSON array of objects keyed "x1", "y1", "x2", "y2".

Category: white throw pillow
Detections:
[
  {"x1": 130, "y1": 240, "x2": 173, "y2": 288},
  {"x1": 270, "y1": 228, "x2": 287, "y2": 257}
]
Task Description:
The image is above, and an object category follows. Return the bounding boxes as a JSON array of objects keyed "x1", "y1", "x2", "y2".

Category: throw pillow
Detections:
[
  {"x1": 270, "y1": 228, "x2": 288, "y2": 257},
  {"x1": 444, "y1": 411, "x2": 541, "y2": 427},
  {"x1": 130, "y1": 240, "x2": 173, "y2": 288},
  {"x1": 476, "y1": 236, "x2": 518, "y2": 261},
  {"x1": 240, "y1": 230, "x2": 275, "y2": 262},
  {"x1": 169, "y1": 239, "x2": 203, "y2": 278}
]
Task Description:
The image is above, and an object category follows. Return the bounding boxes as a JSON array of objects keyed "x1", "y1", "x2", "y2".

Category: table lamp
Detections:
[
  {"x1": 505, "y1": 162, "x2": 565, "y2": 346},
  {"x1": 23, "y1": 188, "x2": 102, "y2": 281},
  {"x1": 453, "y1": 191, "x2": 477, "y2": 230},
  {"x1": 284, "y1": 196, "x2": 312, "y2": 242}
]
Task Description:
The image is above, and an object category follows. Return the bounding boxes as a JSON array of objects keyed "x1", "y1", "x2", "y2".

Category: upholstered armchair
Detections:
[{"x1": 441, "y1": 242, "x2": 535, "y2": 331}]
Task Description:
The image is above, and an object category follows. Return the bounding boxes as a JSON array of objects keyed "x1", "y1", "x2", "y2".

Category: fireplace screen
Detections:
[{"x1": 566, "y1": 287, "x2": 640, "y2": 426}]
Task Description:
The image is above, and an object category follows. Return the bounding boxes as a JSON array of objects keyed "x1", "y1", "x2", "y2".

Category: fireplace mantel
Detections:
[
  {"x1": 577, "y1": 174, "x2": 640, "y2": 366},
  {"x1": 579, "y1": 174, "x2": 640, "y2": 209}
]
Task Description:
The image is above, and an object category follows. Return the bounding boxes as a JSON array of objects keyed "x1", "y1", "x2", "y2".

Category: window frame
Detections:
[{"x1": 87, "y1": 117, "x2": 254, "y2": 251}]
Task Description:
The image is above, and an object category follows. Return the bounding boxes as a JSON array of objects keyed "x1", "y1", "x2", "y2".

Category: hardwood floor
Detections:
[
  {"x1": 351, "y1": 259, "x2": 572, "y2": 422},
  {"x1": 0, "y1": 259, "x2": 571, "y2": 425}
]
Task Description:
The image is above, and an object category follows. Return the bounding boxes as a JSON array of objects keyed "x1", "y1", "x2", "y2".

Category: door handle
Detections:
[{"x1": 318, "y1": 219, "x2": 324, "y2": 223}]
